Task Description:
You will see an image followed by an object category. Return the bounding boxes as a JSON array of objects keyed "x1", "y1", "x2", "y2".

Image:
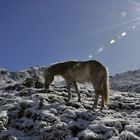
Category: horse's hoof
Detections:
[
  {"x1": 100, "y1": 108, "x2": 103, "y2": 111},
  {"x1": 92, "y1": 105, "x2": 97, "y2": 109},
  {"x1": 66, "y1": 98, "x2": 71, "y2": 103},
  {"x1": 91, "y1": 108, "x2": 98, "y2": 112},
  {"x1": 100, "y1": 106, "x2": 105, "y2": 111},
  {"x1": 78, "y1": 99, "x2": 81, "y2": 102}
]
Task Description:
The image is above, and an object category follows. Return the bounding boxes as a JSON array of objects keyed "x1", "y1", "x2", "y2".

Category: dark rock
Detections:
[
  {"x1": 66, "y1": 101, "x2": 85, "y2": 109},
  {"x1": 23, "y1": 78, "x2": 34, "y2": 88}
]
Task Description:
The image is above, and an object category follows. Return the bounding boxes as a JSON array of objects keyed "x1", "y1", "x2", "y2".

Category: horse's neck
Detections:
[{"x1": 50, "y1": 64, "x2": 62, "y2": 76}]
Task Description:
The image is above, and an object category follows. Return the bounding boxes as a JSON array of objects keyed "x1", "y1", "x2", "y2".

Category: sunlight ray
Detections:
[
  {"x1": 126, "y1": 0, "x2": 140, "y2": 6},
  {"x1": 69, "y1": 16, "x2": 140, "y2": 42}
]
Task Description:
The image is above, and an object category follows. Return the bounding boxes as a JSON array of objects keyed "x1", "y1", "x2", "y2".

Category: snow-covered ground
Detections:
[{"x1": 0, "y1": 67, "x2": 140, "y2": 140}]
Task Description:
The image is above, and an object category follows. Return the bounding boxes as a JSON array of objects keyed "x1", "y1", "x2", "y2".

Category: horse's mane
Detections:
[{"x1": 47, "y1": 60, "x2": 77, "y2": 75}]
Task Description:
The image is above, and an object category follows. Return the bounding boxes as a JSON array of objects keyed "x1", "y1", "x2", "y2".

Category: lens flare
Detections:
[
  {"x1": 97, "y1": 47, "x2": 104, "y2": 52},
  {"x1": 88, "y1": 54, "x2": 93, "y2": 58},
  {"x1": 110, "y1": 39, "x2": 116, "y2": 44},
  {"x1": 121, "y1": 32, "x2": 127, "y2": 37}
]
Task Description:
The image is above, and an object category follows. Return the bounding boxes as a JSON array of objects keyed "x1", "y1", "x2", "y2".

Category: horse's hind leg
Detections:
[
  {"x1": 100, "y1": 93, "x2": 105, "y2": 110},
  {"x1": 73, "y1": 82, "x2": 81, "y2": 102},
  {"x1": 92, "y1": 82, "x2": 101, "y2": 110}
]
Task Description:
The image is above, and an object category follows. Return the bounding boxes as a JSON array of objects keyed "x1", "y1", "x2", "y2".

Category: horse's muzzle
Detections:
[{"x1": 45, "y1": 84, "x2": 49, "y2": 89}]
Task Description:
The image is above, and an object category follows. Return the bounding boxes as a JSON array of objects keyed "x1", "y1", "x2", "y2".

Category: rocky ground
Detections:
[{"x1": 0, "y1": 67, "x2": 140, "y2": 140}]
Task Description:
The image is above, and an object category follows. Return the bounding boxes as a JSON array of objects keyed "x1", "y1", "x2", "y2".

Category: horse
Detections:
[{"x1": 44, "y1": 60, "x2": 110, "y2": 110}]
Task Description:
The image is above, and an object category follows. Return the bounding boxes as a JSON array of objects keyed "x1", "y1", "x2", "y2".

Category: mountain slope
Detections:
[{"x1": 0, "y1": 67, "x2": 140, "y2": 140}]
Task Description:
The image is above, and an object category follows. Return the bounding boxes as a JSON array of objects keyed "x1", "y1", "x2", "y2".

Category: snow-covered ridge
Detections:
[
  {"x1": 110, "y1": 69, "x2": 140, "y2": 93},
  {"x1": 0, "y1": 66, "x2": 46, "y2": 87}
]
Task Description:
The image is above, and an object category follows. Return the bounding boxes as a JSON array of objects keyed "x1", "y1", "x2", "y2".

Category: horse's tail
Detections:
[{"x1": 102, "y1": 66, "x2": 110, "y2": 105}]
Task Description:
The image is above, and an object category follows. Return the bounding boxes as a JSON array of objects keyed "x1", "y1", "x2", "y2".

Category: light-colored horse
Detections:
[{"x1": 44, "y1": 60, "x2": 110, "y2": 110}]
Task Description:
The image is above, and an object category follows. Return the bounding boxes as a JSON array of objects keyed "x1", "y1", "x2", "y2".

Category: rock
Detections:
[
  {"x1": 23, "y1": 78, "x2": 34, "y2": 88},
  {"x1": 66, "y1": 101, "x2": 85, "y2": 109},
  {"x1": 119, "y1": 130, "x2": 140, "y2": 140},
  {"x1": 0, "y1": 111, "x2": 9, "y2": 130},
  {"x1": 88, "y1": 123, "x2": 118, "y2": 139},
  {"x1": 125, "y1": 125, "x2": 140, "y2": 137},
  {"x1": 69, "y1": 119, "x2": 89, "y2": 137},
  {"x1": 136, "y1": 113, "x2": 140, "y2": 118},
  {"x1": 33, "y1": 76, "x2": 44, "y2": 89},
  {"x1": 50, "y1": 108, "x2": 57, "y2": 115},
  {"x1": 77, "y1": 129, "x2": 99, "y2": 140},
  {"x1": 41, "y1": 123, "x2": 70, "y2": 140}
]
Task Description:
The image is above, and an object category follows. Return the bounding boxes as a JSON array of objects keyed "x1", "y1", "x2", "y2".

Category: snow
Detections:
[{"x1": 0, "y1": 67, "x2": 140, "y2": 139}]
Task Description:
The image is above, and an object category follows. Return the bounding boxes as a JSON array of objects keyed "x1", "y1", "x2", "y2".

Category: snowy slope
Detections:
[
  {"x1": 0, "y1": 67, "x2": 140, "y2": 140},
  {"x1": 110, "y1": 69, "x2": 140, "y2": 93}
]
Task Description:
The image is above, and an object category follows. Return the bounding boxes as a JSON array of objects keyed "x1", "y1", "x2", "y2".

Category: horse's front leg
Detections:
[
  {"x1": 93, "y1": 91, "x2": 99, "y2": 109},
  {"x1": 73, "y1": 82, "x2": 81, "y2": 102},
  {"x1": 65, "y1": 81, "x2": 72, "y2": 102}
]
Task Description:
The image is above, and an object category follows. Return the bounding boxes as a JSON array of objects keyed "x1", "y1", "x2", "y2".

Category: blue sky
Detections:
[{"x1": 0, "y1": 0, "x2": 140, "y2": 75}]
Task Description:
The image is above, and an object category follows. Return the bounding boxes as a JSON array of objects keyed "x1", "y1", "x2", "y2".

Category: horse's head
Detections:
[{"x1": 44, "y1": 70, "x2": 54, "y2": 89}]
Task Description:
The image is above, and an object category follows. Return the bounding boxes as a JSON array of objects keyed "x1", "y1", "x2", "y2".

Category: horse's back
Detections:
[{"x1": 64, "y1": 60, "x2": 106, "y2": 82}]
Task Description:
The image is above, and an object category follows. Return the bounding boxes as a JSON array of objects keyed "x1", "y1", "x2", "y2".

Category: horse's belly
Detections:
[
  {"x1": 74, "y1": 72, "x2": 91, "y2": 82},
  {"x1": 75, "y1": 76, "x2": 90, "y2": 82}
]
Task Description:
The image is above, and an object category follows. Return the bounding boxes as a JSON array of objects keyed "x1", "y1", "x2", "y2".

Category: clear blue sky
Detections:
[{"x1": 0, "y1": 0, "x2": 140, "y2": 75}]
